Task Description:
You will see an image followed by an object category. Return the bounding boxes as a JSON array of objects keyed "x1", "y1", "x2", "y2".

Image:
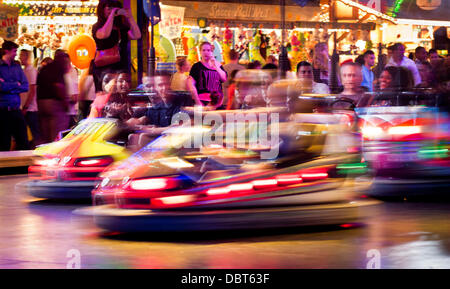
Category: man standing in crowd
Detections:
[
  {"x1": 387, "y1": 45, "x2": 394, "y2": 61},
  {"x1": 64, "y1": 58, "x2": 80, "y2": 128},
  {"x1": 428, "y1": 49, "x2": 441, "y2": 62},
  {"x1": 19, "y1": 49, "x2": 40, "y2": 148},
  {"x1": 37, "y1": 52, "x2": 71, "y2": 143},
  {"x1": 0, "y1": 41, "x2": 30, "y2": 151},
  {"x1": 222, "y1": 49, "x2": 244, "y2": 106},
  {"x1": 385, "y1": 43, "x2": 421, "y2": 86},
  {"x1": 361, "y1": 50, "x2": 375, "y2": 92},
  {"x1": 54, "y1": 49, "x2": 79, "y2": 128},
  {"x1": 414, "y1": 46, "x2": 429, "y2": 65},
  {"x1": 223, "y1": 50, "x2": 245, "y2": 76}
]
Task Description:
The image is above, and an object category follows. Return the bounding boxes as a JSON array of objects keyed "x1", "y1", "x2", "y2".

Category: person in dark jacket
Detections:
[
  {"x1": 36, "y1": 52, "x2": 71, "y2": 143},
  {"x1": 0, "y1": 41, "x2": 30, "y2": 150}
]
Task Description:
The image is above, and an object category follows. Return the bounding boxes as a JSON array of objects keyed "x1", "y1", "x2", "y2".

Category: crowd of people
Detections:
[{"x1": 0, "y1": 0, "x2": 449, "y2": 152}]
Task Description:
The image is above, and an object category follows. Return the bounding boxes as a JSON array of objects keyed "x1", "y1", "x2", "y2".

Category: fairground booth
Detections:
[{"x1": 1, "y1": 0, "x2": 448, "y2": 86}]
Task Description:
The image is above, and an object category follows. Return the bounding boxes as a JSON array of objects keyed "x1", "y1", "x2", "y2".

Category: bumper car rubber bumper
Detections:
[
  {"x1": 368, "y1": 177, "x2": 450, "y2": 198},
  {"x1": 23, "y1": 179, "x2": 96, "y2": 199},
  {"x1": 75, "y1": 200, "x2": 379, "y2": 232}
]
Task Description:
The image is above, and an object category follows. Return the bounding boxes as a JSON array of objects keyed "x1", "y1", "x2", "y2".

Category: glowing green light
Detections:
[
  {"x1": 209, "y1": 176, "x2": 233, "y2": 182},
  {"x1": 387, "y1": 0, "x2": 405, "y2": 17},
  {"x1": 337, "y1": 163, "x2": 367, "y2": 169},
  {"x1": 418, "y1": 149, "x2": 448, "y2": 154},
  {"x1": 337, "y1": 163, "x2": 368, "y2": 175},
  {"x1": 418, "y1": 148, "x2": 448, "y2": 159}
]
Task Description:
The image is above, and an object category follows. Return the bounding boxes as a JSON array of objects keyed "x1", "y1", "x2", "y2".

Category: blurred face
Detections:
[
  {"x1": 429, "y1": 52, "x2": 440, "y2": 62},
  {"x1": 154, "y1": 76, "x2": 170, "y2": 101},
  {"x1": 393, "y1": 45, "x2": 405, "y2": 61},
  {"x1": 41, "y1": 59, "x2": 51, "y2": 68},
  {"x1": 200, "y1": 44, "x2": 214, "y2": 61},
  {"x1": 19, "y1": 51, "x2": 30, "y2": 65},
  {"x1": 297, "y1": 65, "x2": 313, "y2": 80},
  {"x1": 379, "y1": 70, "x2": 393, "y2": 90},
  {"x1": 316, "y1": 45, "x2": 328, "y2": 57},
  {"x1": 417, "y1": 64, "x2": 432, "y2": 83},
  {"x1": 364, "y1": 54, "x2": 375, "y2": 67},
  {"x1": 142, "y1": 76, "x2": 152, "y2": 92},
  {"x1": 387, "y1": 49, "x2": 393, "y2": 59},
  {"x1": 415, "y1": 49, "x2": 427, "y2": 62},
  {"x1": 64, "y1": 58, "x2": 72, "y2": 73},
  {"x1": 3, "y1": 48, "x2": 17, "y2": 60},
  {"x1": 116, "y1": 73, "x2": 130, "y2": 93},
  {"x1": 103, "y1": 74, "x2": 117, "y2": 93},
  {"x1": 181, "y1": 60, "x2": 191, "y2": 73},
  {"x1": 341, "y1": 65, "x2": 363, "y2": 91}
]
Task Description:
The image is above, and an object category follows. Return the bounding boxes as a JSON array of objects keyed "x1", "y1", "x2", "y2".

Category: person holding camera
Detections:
[{"x1": 92, "y1": 0, "x2": 141, "y2": 92}]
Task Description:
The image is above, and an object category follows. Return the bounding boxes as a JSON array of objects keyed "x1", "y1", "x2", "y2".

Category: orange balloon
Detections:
[{"x1": 68, "y1": 34, "x2": 96, "y2": 69}]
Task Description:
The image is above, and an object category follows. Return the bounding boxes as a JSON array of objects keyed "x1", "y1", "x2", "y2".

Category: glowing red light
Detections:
[
  {"x1": 300, "y1": 172, "x2": 328, "y2": 181},
  {"x1": 251, "y1": 179, "x2": 278, "y2": 189},
  {"x1": 153, "y1": 195, "x2": 194, "y2": 206},
  {"x1": 75, "y1": 157, "x2": 113, "y2": 167},
  {"x1": 275, "y1": 174, "x2": 303, "y2": 185},
  {"x1": 129, "y1": 178, "x2": 178, "y2": 191},
  {"x1": 206, "y1": 187, "x2": 231, "y2": 196},
  {"x1": 228, "y1": 183, "x2": 254, "y2": 192},
  {"x1": 78, "y1": 159, "x2": 102, "y2": 166}
]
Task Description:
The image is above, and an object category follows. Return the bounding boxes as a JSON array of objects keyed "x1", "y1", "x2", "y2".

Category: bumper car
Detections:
[
  {"x1": 25, "y1": 118, "x2": 130, "y2": 199},
  {"x1": 356, "y1": 91, "x2": 450, "y2": 198},
  {"x1": 77, "y1": 105, "x2": 377, "y2": 232}
]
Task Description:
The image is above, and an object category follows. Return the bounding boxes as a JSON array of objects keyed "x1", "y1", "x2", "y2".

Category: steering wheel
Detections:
[{"x1": 330, "y1": 97, "x2": 356, "y2": 111}]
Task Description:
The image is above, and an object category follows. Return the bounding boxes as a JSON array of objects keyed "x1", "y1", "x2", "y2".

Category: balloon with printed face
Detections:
[{"x1": 68, "y1": 34, "x2": 96, "y2": 69}]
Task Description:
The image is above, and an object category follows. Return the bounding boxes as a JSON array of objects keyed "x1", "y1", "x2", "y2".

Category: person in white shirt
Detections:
[
  {"x1": 78, "y1": 66, "x2": 96, "y2": 120},
  {"x1": 19, "y1": 49, "x2": 40, "y2": 147},
  {"x1": 284, "y1": 61, "x2": 329, "y2": 109},
  {"x1": 222, "y1": 49, "x2": 246, "y2": 105},
  {"x1": 64, "y1": 65, "x2": 79, "y2": 127},
  {"x1": 385, "y1": 43, "x2": 421, "y2": 86},
  {"x1": 294, "y1": 61, "x2": 330, "y2": 94}
]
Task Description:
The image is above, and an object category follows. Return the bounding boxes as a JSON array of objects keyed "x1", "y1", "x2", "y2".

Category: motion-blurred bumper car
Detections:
[
  {"x1": 25, "y1": 118, "x2": 130, "y2": 199},
  {"x1": 78, "y1": 104, "x2": 376, "y2": 232},
  {"x1": 356, "y1": 91, "x2": 450, "y2": 197}
]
